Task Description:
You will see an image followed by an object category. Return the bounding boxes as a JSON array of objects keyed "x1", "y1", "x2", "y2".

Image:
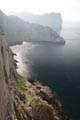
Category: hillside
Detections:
[
  {"x1": 0, "y1": 10, "x2": 65, "y2": 45},
  {"x1": 0, "y1": 30, "x2": 70, "y2": 120}
]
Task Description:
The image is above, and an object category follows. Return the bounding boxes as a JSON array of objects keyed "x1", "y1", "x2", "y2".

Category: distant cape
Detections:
[
  {"x1": 0, "y1": 10, "x2": 65, "y2": 45},
  {"x1": 8, "y1": 12, "x2": 63, "y2": 33}
]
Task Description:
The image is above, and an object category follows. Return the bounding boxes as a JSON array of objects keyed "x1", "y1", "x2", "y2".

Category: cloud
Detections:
[{"x1": 0, "y1": 0, "x2": 80, "y2": 21}]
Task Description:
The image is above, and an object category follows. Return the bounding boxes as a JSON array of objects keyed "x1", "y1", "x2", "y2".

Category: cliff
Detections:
[
  {"x1": 0, "y1": 32, "x2": 71, "y2": 120},
  {"x1": 0, "y1": 10, "x2": 65, "y2": 45},
  {"x1": 0, "y1": 32, "x2": 15, "y2": 120},
  {"x1": 8, "y1": 12, "x2": 62, "y2": 32}
]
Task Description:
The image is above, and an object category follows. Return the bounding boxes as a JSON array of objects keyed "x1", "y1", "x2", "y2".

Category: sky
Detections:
[{"x1": 0, "y1": 0, "x2": 80, "y2": 21}]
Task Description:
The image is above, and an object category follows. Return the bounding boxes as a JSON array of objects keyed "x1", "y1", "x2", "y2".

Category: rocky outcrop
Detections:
[
  {"x1": 0, "y1": 10, "x2": 65, "y2": 45},
  {"x1": 0, "y1": 31, "x2": 71, "y2": 120}
]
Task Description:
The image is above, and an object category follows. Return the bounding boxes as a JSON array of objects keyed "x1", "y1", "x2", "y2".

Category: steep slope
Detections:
[
  {"x1": 8, "y1": 12, "x2": 62, "y2": 32},
  {"x1": 0, "y1": 31, "x2": 71, "y2": 120},
  {"x1": 0, "y1": 10, "x2": 65, "y2": 45},
  {"x1": 0, "y1": 32, "x2": 15, "y2": 120}
]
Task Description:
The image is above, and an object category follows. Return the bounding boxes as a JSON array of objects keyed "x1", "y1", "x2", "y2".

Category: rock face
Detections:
[
  {"x1": 8, "y1": 12, "x2": 62, "y2": 32},
  {"x1": 0, "y1": 10, "x2": 65, "y2": 45},
  {"x1": 0, "y1": 31, "x2": 71, "y2": 120},
  {"x1": 0, "y1": 33, "x2": 14, "y2": 120}
]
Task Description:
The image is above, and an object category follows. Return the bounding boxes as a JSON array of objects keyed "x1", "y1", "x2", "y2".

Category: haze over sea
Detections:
[{"x1": 11, "y1": 22, "x2": 80, "y2": 120}]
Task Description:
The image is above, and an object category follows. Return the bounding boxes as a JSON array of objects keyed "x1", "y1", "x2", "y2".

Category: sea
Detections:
[{"x1": 11, "y1": 22, "x2": 80, "y2": 120}]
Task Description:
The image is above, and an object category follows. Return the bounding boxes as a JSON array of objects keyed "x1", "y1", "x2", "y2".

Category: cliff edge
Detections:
[{"x1": 0, "y1": 32, "x2": 71, "y2": 120}]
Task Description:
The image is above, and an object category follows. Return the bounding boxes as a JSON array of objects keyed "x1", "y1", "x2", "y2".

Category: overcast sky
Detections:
[{"x1": 0, "y1": 0, "x2": 80, "y2": 21}]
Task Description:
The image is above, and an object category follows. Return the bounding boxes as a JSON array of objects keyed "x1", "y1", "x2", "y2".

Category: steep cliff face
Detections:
[
  {"x1": 0, "y1": 32, "x2": 71, "y2": 120},
  {"x1": 0, "y1": 33, "x2": 14, "y2": 120}
]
